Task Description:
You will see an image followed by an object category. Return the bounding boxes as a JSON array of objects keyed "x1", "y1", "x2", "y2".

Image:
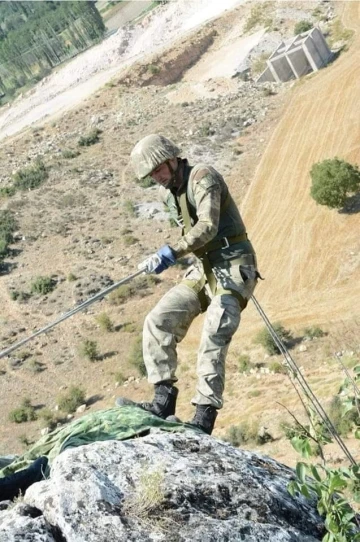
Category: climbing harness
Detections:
[
  {"x1": 251, "y1": 294, "x2": 357, "y2": 466},
  {"x1": 0, "y1": 269, "x2": 144, "y2": 360}
]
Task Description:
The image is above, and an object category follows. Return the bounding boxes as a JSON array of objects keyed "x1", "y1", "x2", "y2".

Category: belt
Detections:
[{"x1": 195, "y1": 232, "x2": 248, "y2": 257}]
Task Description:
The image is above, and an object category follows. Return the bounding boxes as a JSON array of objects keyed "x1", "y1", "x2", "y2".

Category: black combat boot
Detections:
[
  {"x1": 141, "y1": 382, "x2": 178, "y2": 419},
  {"x1": 189, "y1": 405, "x2": 218, "y2": 435}
]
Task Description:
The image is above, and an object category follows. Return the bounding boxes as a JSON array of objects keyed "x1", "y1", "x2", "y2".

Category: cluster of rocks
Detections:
[{"x1": 0, "y1": 431, "x2": 325, "y2": 542}]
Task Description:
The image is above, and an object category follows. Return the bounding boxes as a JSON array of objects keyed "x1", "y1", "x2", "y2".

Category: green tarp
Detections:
[{"x1": 0, "y1": 405, "x2": 191, "y2": 478}]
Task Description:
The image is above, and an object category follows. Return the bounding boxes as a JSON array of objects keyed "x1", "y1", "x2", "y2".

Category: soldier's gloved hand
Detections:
[{"x1": 138, "y1": 245, "x2": 176, "y2": 274}]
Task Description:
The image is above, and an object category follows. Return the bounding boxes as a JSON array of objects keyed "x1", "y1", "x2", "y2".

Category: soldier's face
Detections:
[{"x1": 150, "y1": 159, "x2": 177, "y2": 188}]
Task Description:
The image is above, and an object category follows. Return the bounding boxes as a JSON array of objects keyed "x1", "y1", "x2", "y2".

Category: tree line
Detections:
[{"x1": 0, "y1": 1, "x2": 105, "y2": 97}]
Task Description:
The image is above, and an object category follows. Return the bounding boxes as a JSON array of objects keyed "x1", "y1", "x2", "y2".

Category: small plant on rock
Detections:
[
  {"x1": 78, "y1": 128, "x2": 101, "y2": 147},
  {"x1": 95, "y1": 312, "x2": 114, "y2": 332}
]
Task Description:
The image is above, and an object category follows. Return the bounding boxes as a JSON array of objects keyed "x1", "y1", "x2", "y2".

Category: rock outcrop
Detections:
[{"x1": 0, "y1": 430, "x2": 324, "y2": 542}]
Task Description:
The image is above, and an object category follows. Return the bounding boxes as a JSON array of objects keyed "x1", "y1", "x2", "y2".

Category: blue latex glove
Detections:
[{"x1": 138, "y1": 245, "x2": 176, "y2": 275}]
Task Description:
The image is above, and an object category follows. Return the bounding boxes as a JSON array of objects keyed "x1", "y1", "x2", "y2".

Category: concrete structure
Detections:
[{"x1": 257, "y1": 27, "x2": 332, "y2": 83}]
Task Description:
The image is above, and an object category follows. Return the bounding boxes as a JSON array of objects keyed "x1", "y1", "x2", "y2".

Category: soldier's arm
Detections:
[{"x1": 172, "y1": 174, "x2": 221, "y2": 258}]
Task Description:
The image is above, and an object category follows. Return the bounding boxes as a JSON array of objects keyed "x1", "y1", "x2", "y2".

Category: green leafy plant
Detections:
[
  {"x1": 58, "y1": 386, "x2": 86, "y2": 414},
  {"x1": 128, "y1": 335, "x2": 146, "y2": 376},
  {"x1": 61, "y1": 149, "x2": 80, "y2": 159},
  {"x1": 238, "y1": 354, "x2": 252, "y2": 373},
  {"x1": 78, "y1": 128, "x2": 101, "y2": 147},
  {"x1": 310, "y1": 158, "x2": 360, "y2": 209},
  {"x1": 303, "y1": 326, "x2": 326, "y2": 340},
  {"x1": 224, "y1": 421, "x2": 260, "y2": 447},
  {"x1": 30, "y1": 276, "x2": 56, "y2": 295},
  {"x1": 9, "y1": 398, "x2": 37, "y2": 423},
  {"x1": 269, "y1": 360, "x2": 287, "y2": 374},
  {"x1": 294, "y1": 21, "x2": 313, "y2": 35},
  {"x1": 79, "y1": 339, "x2": 99, "y2": 361},
  {"x1": 12, "y1": 160, "x2": 48, "y2": 191},
  {"x1": 95, "y1": 312, "x2": 114, "y2": 332},
  {"x1": 254, "y1": 322, "x2": 292, "y2": 355}
]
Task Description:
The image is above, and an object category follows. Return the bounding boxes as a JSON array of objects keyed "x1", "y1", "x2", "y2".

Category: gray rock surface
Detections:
[{"x1": 0, "y1": 431, "x2": 324, "y2": 541}]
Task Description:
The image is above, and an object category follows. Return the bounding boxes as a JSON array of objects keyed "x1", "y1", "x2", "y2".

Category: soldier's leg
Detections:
[
  {"x1": 192, "y1": 293, "x2": 241, "y2": 409},
  {"x1": 143, "y1": 284, "x2": 201, "y2": 384}
]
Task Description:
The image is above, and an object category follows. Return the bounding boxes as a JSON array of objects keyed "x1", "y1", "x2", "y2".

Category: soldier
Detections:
[{"x1": 125, "y1": 134, "x2": 259, "y2": 435}]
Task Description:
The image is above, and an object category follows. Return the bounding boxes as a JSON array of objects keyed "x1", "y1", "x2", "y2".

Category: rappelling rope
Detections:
[
  {"x1": 0, "y1": 269, "x2": 144, "y2": 360},
  {"x1": 251, "y1": 294, "x2": 357, "y2": 466}
]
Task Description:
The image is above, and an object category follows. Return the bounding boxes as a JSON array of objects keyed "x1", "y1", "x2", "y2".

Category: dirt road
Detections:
[{"x1": 242, "y1": 1, "x2": 360, "y2": 328}]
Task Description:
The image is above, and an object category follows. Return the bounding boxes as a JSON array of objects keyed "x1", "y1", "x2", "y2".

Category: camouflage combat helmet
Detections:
[{"x1": 131, "y1": 134, "x2": 180, "y2": 179}]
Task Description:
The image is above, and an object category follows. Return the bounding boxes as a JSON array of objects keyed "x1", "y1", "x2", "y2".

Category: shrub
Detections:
[
  {"x1": 78, "y1": 128, "x2": 101, "y2": 147},
  {"x1": 30, "y1": 276, "x2": 56, "y2": 295},
  {"x1": 61, "y1": 149, "x2": 80, "y2": 159},
  {"x1": 0, "y1": 210, "x2": 17, "y2": 243},
  {"x1": 328, "y1": 396, "x2": 359, "y2": 436},
  {"x1": 58, "y1": 386, "x2": 86, "y2": 413},
  {"x1": 114, "y1": 371, "x2": 126, "y2": 385},
  {"x1": 109, "y1": 276, "x2": 159, "y2": 305},
  {"x1": 79, "y1": 339, "x2": 99, "y2": 361},
  {"x1": 67, "y1": 272, "x2": 77, "y2": 282},
  {"x1": 124, "y1": 199, "x2": 136, "y2": 216},
  {"x1": 310, "y1": 158, "x2": 360, "y2": 208},
  {"x1": 0, "y1": 186, "x2": 16, "y2": 198},
  {"x1": 254, "y1": 322, "x2": 292, "y2": 355},
  {"x1": 269, "y1": 360, "x2": 287, "y2": 374},
  {"x1": 39, "y1": 408, "x2": 58, "y2": 430},
  {"x1": 238, "y1": 354, "x2": 252, "y2": 373},
  {"x1": 294, "y1": 21, "x2": 313, "y2": 35},
  {"x1": 95, "y1": 312, "x2": 114, "y2": 332},
  {"x1": 224, "y1": 421, "x2": 259, "y2": 447},
  {"x1": 123, "y1": 234, "x2": 139, "y2": 246},
  {"x1": 9, "y1": 398, "x2": 37, "y2": 423},
  {"x1": 128, "y1": 335, "x2": 146, "y2": 376},
  {"x1": 252, "y1": 53, "x2": 268, "y2": 74},
  {"x1": 0, "y1": 238, "x2": 10, "y2": 259},
  {"x1": 26, "y1": 359, "x2": 43, "y2": 373},
  {"x1": 10, "y1": 290, "x2": 29, "y2": 302},
  {"x1": 12, "y1": 160, "x2": 48, "y2": 191},
  {"x1": 147, "y1": 64, "x2": 160, "y2": 75},
  {"x1": 303, "y1": 326, "x2": 326, "y2": 340}
]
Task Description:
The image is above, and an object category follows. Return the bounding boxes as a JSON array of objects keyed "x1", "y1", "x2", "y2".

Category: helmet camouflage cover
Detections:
[{"x1": 130, "y1": 134, "x2": 181, "y2": 179}]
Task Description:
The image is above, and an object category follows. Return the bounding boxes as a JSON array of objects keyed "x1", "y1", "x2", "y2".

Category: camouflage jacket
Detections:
[{"x1": 159, "y1": 159, "x2": 247, "y2": 258}]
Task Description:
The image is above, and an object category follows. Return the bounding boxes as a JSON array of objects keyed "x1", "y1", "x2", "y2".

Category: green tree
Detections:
[{"x1": 310, "y1": 158, "x2": 360, "y2": 208}]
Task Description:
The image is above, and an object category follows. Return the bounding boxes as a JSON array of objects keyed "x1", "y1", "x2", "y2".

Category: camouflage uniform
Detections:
[{"x1": 141, "y1": 157, "x2": 258, "y2": 409}]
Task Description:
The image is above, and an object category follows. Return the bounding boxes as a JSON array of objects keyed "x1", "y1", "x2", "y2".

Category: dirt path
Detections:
[{"x1": 242, "y1": 1, "x2": 360, "y2": 328}]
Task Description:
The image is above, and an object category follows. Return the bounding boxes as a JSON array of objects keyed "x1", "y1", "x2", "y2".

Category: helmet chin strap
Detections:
[{"x1": 164, "y1": 159, "x2": 179, "y2": 189}]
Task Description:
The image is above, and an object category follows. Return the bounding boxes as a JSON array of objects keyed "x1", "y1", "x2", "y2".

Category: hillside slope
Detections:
[{"x1": 242, "y1": 1, "x2": 360, "y2": 330}]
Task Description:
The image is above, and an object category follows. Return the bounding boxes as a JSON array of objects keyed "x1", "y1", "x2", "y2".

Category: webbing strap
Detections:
[{"x1": 201, "y1": 255, "x2": 248, "y2": 310}]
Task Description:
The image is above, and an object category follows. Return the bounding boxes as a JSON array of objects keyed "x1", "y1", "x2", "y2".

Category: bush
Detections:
[
  {"x1": 269, "y1": 360, "x2": 287, "y2": 374},
  {"x1": 78, "y1": 128, "x2": 101, "y2": 147},
  {"x1": 9, "y1": 398, "x2": 37, "y2": 423},
  {"x1": 30, "y1": 276, "x2": 56, "y2": 295},
  {"x1": 12, "y1": 160, "x2": 48, "y2": 191},
  {"x1": 26, "y1": 359, "x2": 44, "y2": 373},
  {"x1": 109, "y1": 276, "x2": 159, "y2": 305},
  {"x1": 224, "y1": 421, "x2": 259, "y2": 447},
  {"x1": 95, "y1": 312, "x2": 114, "y2": 332},
  {"x1": 61, "y1": 149, "x2": 80, "y2": 159},
  {"x1": 128, "y1": 335, "x2": 146, "y2": 376},
  {"x1": 39, "y1": 408, "x2": 58, "y2": 430},
  {"x1": 238, "y1": 354, "x2": 252, "y2": 373},
  {"x1": 303, "y1": 326, "x2": 326, "y2": 340},
  {"x1": 123, "y1": 234, "x2": 139, "y2": 246},
  {"x1": 310, "y1": 158, "x2": 360, "y2": 208},
  {"x1": 0, "y1": 210, "x2": 17, "y2": 243},
  {"x1": 254, "y1": 322, "x2": 292, "y2": 355},
  {"x1": 114, "y1": 371, "x2": 126, "y2": 385},
  {"x1": 58, "y1": 386, "x2": 86, "y2": 413},
  {"x1": 294, "y1": 21, "x2": 313, "y2": 35},
  {"x1": 79, "y1": 339, "x2": 99, "y2": 361},
  {"x1": 147, "y1": 64, "x2": 160, "y2": 75},
  {"x1": 328, "y1": 396, "x2": 359, "y2": 436}
]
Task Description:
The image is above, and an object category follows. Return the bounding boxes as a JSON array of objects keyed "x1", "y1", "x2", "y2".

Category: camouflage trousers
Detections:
[{"x1": 143, "y1": 258, "x2": 257, "y2": 409}]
